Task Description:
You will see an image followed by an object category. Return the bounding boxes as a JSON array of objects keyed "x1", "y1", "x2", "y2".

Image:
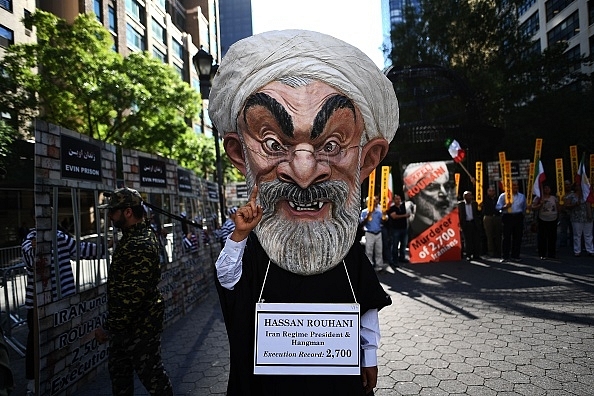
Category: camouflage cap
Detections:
[{"x1": 98, "y1": 187, "x2": 143, "y2": 209}]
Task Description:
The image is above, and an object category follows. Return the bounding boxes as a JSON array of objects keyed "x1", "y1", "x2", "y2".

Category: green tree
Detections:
[
  {"x1": 0, "y1": 11, "x2": 241, "y2": 178},
  {"x1": 388, "y1": 0, "x2": 592, "y2": 156}
]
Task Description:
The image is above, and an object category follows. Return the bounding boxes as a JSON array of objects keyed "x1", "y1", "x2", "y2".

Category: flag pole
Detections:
[{"x1": 457, "y1": 161, "x2": 474, "y2": 181}]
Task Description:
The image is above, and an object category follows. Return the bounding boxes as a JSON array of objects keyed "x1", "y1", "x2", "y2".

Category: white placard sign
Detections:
[{"x1": 254, "y1": 303, "x2": 360, "y2": 375}]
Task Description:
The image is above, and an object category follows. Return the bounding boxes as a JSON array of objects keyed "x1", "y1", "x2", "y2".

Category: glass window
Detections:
[
  {"x1": 173, "y1": 64, "x2": 184, "y2": 80},
  {"x1": 0, "y1": 0, "x2": 12, "y2": 12},
  {"x1": 545, "y1": 0, "x2": 575, "y2": 22},
  {"x1": 94, "y1": 0, "x2": 102, "y2": 21},
  {"x1": 520, "y1": 11, "x2": 539, "y2": 38},
  {"x1": 24, "y1": 9, "x2": 32, "y2": 30},
  {"x1": 151, "y1": 18, "x2": 165, "y2": 44},
  {"x1": 565, "y1": 44, "x2": 581, "y2": 72},
  {"x1": 0, "y1": 25, "x2": 14, "y2": 48},
  {"x1": 125, "y1": 0, "x2": 144, "y2": 23},
  {"x1": 126, "y1": 23, "x2": 145, "y2": 51},
  {"x1": 547, "y1": 11, "x2": 579, "y2": 45},
  {"x1": 518, "y1": 0, "x2": 537, "y2": 16},
  {"x1": 172, "y1": 38, "x2": 184, "y2": 59},
  {"x1": 156, "y1": 0, "x2": 166, "y2": 9},
  {"x1": 153, "y1": 47, "x2": 166, "y2": 63},
  {"x1": 108, "y1": 5, "x2": 117, "y2": 32}
]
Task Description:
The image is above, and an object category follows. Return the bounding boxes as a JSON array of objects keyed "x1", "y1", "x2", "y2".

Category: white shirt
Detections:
[{"x1": 215, "y1": 237, "x2": 381, "y2": 367}]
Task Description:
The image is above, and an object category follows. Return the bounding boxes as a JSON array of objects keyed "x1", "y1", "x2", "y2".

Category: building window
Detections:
[
  {"x1": 520, "y1": 11, "x2": 539, "y2": 38},
  {"x1": 24, "y1": 9, "x2": 32, "y2": 30},
  {"x1": 518, "y1": 0, "x2": 537, "y2": 17},
  {"x1": 0, "y1": 25, "x2": 14, "y2": 48},
  {"x1": 172, "y1": 38, "x2": 183, "y2": 59},
  {"x1": 108, "y1": 5, "x2": 117, "y2": 32},
  {"x1": 125, "y1": 0, "x2": 145, "y2": 24},
  {"x1": 94, "y1": 0, "x2": 102, "y2": 22},
  {"x1": 547, "y1": 11, "x2": 579, "y2": 46},
  {"x1": 126, "y1": 23, "x2": 145, "y2": 51},
  {"x1": 151, "y1": 18, "x2": 165, "y2": 44},
  {"x1": 152, "y1": 47, "x2": 166, "y2": 63},
  {"x1": 155, "y1": 0, "x2": 166, "y2": 9},
  {"x1": 173, "y1": 64, "x2": 184, "y2": 80},
  {"x1": 171, "y1": 7, "x2": 186, "y2": 31},
  {"x1": 565, "y1": 44, "x2": 581, "y2": 72},
  {"x1": 545, "y1": 0, "x2": 575, "y2": 22},
  {"x1": 0, "y1": 0, "x2": 12, "y2": 12},
  {"x1": 191, "y1": 77, "x2": 200, "y2": 92}
]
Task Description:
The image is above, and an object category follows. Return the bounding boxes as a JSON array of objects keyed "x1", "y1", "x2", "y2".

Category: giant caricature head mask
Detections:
[{"x1": 209, "y1": 30, "x2": 399, "y2": 275}]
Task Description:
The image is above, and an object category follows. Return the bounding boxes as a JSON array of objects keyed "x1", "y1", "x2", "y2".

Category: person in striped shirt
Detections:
[
  {"x1": 217, "y1": 207, "x2": 237, "y2": 247},
  {"x1": 21, "y1": 226, "x2": 104, "y2": 395}
]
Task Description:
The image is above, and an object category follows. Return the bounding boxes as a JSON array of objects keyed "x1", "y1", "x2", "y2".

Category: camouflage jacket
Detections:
[{"x1": 106, "y1": 221, "x2": 164, "y2": 334}]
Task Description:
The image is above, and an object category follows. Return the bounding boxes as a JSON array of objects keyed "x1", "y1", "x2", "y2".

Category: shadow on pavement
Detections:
[{"x1": 379, "y1": 252, "x2": 594, "y2": 326}]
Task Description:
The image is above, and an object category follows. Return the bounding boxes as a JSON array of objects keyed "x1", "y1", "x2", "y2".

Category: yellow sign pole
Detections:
[
  {"x1": 498, "y1": 152, "x2": 506, "y2": 190},
  {"x1": 556, "y1": 158, "x2": 565, "y2": 204},
  {"x1": 475, "y1": 162, "x2": 483, "y2": 209},
  {"x1": 380, "y1": 166, "x2": 390, "y2": 214},
  {"x1": 367, "y1": 168, "x2": 376, "y2": 213},
  {"x1": 590, "y1": 154, "x2": 594, "y2": 192},
  {"x1": 527, "y1": 162, "x2": 535, "y2": 208},
  {"x1": 570, "y1": 145, "x2": 578, "y2": 181},
  {"x1": 504, "y1": 161, "x2": 513, "y2": 210},
  {"x1": 455, "y1": 173, "x2": 460, "y2": 199}
]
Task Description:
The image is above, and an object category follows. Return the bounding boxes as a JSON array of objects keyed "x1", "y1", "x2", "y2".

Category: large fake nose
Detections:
[{"x1": 277, "y1": 144, "x2": 331, "y2": 189}]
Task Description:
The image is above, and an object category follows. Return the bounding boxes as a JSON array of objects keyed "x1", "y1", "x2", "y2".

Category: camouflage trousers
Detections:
[{"x1": 108, "y1": 329, "x2": 173, "y2": 396}]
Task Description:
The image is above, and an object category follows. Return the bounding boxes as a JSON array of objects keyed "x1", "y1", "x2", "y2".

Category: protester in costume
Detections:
[
  {"x1": 95, "y1": 188, "x2": 173, "y2": 396},
  {"x1": 210, "y1": 30, "x2": 398, "y2": 395}
]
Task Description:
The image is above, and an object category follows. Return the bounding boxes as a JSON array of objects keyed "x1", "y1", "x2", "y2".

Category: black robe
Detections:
[{"x1": 216, "y1": 233, "x2": 392, "y2": 396}]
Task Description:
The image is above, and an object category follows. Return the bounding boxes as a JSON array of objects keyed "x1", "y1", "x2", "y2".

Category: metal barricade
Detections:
[
  {"x1": 0, "y1": 246, "x2": 22, "y2": 269},
  {"x1": 1, "y1": 262, "x2": 27, "y2": 356}
]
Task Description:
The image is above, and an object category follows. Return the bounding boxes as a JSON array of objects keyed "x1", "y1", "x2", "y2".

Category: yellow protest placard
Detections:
[
  {"x1": 367, "y1": 168, "x2": 376, "y2": 213},
  {"x1": 556, "y1": 159, "x2": 565, "y2": 204},
  {"x1": 504, "y1": 161, "x2": 513, "y2": 209},
  {"x1": 570, "y1": 145, "x2": 578, "y2": 179},
  {"x1": 475, "y1": 162, "x2": 483, "y2": 208},
  {"x1": 380, "y1": 166, "x2": 390, "y2": 213}
]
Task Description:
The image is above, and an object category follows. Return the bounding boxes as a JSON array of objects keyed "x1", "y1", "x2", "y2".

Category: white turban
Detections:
[{"x1": 209, "y1": 29, "x2": 399, "y2": 145}]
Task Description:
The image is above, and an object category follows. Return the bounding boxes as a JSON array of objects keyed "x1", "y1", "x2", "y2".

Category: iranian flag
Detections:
[
  {"x1": 576, "y1": 154, "x2": 594, "y2": 203},
  {"x1": 532, "y1": 159, "x2": 546, "y2": 198},
  {"x1": 446, "y1": 139, "x2": 465, "y2": 163}
]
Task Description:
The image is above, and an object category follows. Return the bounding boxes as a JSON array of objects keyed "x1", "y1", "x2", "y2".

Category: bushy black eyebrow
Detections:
[
  {"x1": 311, "y1": 95, "x2": 356, "y2": 139},
  {"x1": 242, "y1": 92, "x2": 294, "y2": 138}
]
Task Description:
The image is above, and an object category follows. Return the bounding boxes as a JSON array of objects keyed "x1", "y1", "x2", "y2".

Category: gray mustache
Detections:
[{"x1": 258, "y1": 180, "x2": 349, "y2": 209}]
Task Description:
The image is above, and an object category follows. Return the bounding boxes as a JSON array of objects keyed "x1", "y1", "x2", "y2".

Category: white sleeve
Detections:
[
  {"x1": 360, "y1": 308, "x2": 380, "y2": 367},
  {"x1": 215, "y1": 237, "x2": 247, "y2": 290}
]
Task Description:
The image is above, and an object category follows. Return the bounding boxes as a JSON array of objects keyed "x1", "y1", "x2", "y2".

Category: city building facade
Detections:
[
  {"x1": 518, "y1": 0, "x2": 593, "y2": 74},
  {"x1": 219, "y1": 0, "x2": 252, "y2": 57}
]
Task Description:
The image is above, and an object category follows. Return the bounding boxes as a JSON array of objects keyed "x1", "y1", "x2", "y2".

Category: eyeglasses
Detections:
[{"x1": 245, "y1": 138, "x2": 360, "y2": 166}]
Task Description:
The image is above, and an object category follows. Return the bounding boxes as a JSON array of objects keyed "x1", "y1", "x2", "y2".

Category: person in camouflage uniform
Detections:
[{"x1": 95, "y1": 187, "x2": 173, "y2": 396}]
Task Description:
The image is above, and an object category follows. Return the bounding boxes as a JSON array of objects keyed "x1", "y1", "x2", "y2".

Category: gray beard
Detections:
[{"x1": 244, "y1": 163, "x2": 361, "y2": 275}]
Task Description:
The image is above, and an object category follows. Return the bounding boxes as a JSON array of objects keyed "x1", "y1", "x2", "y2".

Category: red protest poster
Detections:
[
  {"x1": 408, "y1": 208, "x2": 462, "y2": 263},
  {"x1": 403, "y1": 161, "x2": 462, "y2": 263}
]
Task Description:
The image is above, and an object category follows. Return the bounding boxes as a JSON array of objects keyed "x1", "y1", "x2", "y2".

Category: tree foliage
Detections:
[
  {"x1": 0, "y1": 11, "x2": 245, "y2": 181},
  {"x1": 388, "y1": 0, "x2": 592, "y2": 152}
]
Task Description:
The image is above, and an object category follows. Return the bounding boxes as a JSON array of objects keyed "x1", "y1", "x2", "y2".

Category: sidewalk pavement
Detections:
[{"x1": 9, "y1": 245, "x2": 594, "y2": 395}]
